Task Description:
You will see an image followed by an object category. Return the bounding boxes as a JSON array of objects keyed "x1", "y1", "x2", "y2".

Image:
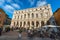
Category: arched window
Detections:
[
  {"x1": 21, "y1": 15, "x2": 22, "y2": 19},
  {"x1": 28, "y1": 14, "x2": 30, "y2": 18},
  {"x1": 41, "y1": 21, "x2": 44, "y2": 26},
  {"x1": 32, "y1": 21, "x2": 34, "y2": 27},
  {"x1": 32, "y1": 13, "x2": 34, "y2": 18},
  {"x1": 24, "y1": 14, "x2": 26, "y2": 18},
  {"x1": 36, "y1": 21, "x2": 39, "y2": 27},
  {"x1": 36, "y1": 14, "x2": 38, "y2": 18},
  {"x1": 18, "y1": 16, "x2": 19, "y2": 19},
  {"x1": 20, "y1": 22, "x2": 22, "y2": 27}
]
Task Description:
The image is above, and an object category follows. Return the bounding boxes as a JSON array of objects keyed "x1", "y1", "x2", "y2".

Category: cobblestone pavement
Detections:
[{"x1": 0, "y1": 31, "x2": 58, "y2": 40}]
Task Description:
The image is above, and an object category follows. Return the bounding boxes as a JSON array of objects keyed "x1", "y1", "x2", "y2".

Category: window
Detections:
[
  {"x1": 36, "y1": 9, "x2": 37, "y2": 11},
  {"x1": 20, "y1": 22, "x2": 22, "y2": 27},
  {"x1": 32, "y1": 21, "x2": 34, "y2": 27},
  {"x1": 36, "y1": 21, "x2": 39, "y2": 27},
  {"x1": 41, "y1": 21, "x2": 44, "y2": 26},
  {"x1": 36, "y1": 14, "x2": 38, "y2": 18},
  {"x1": 40, "y1": 8, "x2": 42, "y2": 10},
  {"x1": 0, "y1": 12, "x2": 2, "y2": 14},
  {"x1": 21, "y1": 15, "x2": 22, "y2": 19},
  {"x1": 18, "y1": 16, "x2": 19, "y2": 19},
  {"x1": 28, "y1": 14, "x2": 30, "y2": 18},
  {"x1": 32, "y1": 13, "x2": 34, "y2": 18},
  {"x1": 41, "y1": 13, "x2": 43, "y2": 17},
  {"x1": 24, "y1": 14, "x2": 26, "y2": 18},
  {"x1": 23, "y1": 21, "x2": 26, "y2": 26}
]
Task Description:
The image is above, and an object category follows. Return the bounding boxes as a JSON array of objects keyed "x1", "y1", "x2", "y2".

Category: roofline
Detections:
[{"x1": 53, "y1": 8, "x2": 60, "y2": 15}]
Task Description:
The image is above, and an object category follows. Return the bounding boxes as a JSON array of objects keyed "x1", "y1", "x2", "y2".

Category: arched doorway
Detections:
[
  {"x1": 20, "y1": 22, "x2": 22, "y2": 27},
  {"x1": 36, "y1": 21, "x2": 39, "y2": 27},
  {"x1": 41, "y1": 21, "x2": 44, "y2": 26},
  {"x1": 27, "y1": 21, "x2": 30, "y2": 26},
  {"x1": 32, "y1": 21, "x2": 34, "y2": 27}
]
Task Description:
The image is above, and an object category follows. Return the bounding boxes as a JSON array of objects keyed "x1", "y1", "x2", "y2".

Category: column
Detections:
[
  {"x1": 39, "y1": 21, "x2": 41, "y2": 27},
  {"x1": 44, "y1": 21, "x2": 46, "y2": 25},
  {"x1": 22, "y1": 21, "x2": 23, "y2": 27},
  {"x1": 25, "y1": 21, "x2": 27, "y2": 28},
  {"x1": 34, "y1": 21, "x2": 36, "y2": 29},
  {"x1": 26, "y1": 13, "x2": 27, "y2": 19},
  {"x1": 15, "y1": 21, "x2": 17, "y2": 28},
  {"x1": 30, "y1": 21, "x2": 32, "y2": 29},
  {"x1": 19, "y1": 21, "x2": 20, "y2": 27}
]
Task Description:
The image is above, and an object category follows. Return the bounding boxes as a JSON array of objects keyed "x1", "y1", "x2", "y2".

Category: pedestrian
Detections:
[
  {"x1": 18, "y1": 29, "x2": 22, "y2": 40},
  {"x1": 19, "y1": 33, "x2": 21, "y2": 38}
]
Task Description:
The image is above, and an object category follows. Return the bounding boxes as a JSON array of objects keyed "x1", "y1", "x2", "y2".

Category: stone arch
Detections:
[
  {"x1": 32, "y1": 21, "x2": 34, "y2": 27},
  {"x1": 23, "y1": 21, "x2": 26, "y2": 26},
  {"x1": 36, "y1": 21, "x2": 39, "y2": 27},
  {"x1": 20, "y1": 22, "x2": 22, "y2": 27},
  {"x1": 41, "y1": 21, "x2": 44, "y2": 26},
  {"x1": 32, "y1": 13, "x2": 34, "y2": 18},
  {"x1": 28, "y1": 14, "x2": 30, "y2": 18},
  {"x1": 36, "y1": 14, "x2": 38, "y2": 18}
]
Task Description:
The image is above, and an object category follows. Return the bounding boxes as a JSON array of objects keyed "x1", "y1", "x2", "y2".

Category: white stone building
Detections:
[{"x1": 10, "y1": 4, "x2": 53, "y2": 29}]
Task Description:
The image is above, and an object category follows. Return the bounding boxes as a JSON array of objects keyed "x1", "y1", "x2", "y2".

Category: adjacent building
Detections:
[
  {"x1": 0, "y1": 9, "x2": 6, "y2": 28},
  {"x1": 0, "y1": 9, "x2": 11, "y2": 28},
  {"x1": 54, "y1": 8, "x2": 60, "y2": 26},
  {"x1": 11, "y1": 4, "x2": 53, "y2": 29}
]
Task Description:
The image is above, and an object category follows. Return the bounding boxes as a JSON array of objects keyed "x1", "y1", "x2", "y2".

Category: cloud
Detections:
[
  {"x1": 0, "y1": 0, "x2": 5, "y2": 6},
  {"x1": 29, "y1": 0, "x2": 47, "y2": 7},
  {"x1": 36, "y1": 0, "x2": 47, "y2": 7},
  {"x1": 29, "y1": 0, "x2": 35, "y2": 6},
  {"x1": 4, "y1": 5, "x2": 15, "y2": 14},
  {"x1": 11, "y1": 3, "x2": 20, "y2": 9}
]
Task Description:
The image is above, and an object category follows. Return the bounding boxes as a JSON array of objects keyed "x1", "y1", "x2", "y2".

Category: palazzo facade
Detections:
[{"x1": 10, "y1": 4, "x2": 53, "y2": 29}]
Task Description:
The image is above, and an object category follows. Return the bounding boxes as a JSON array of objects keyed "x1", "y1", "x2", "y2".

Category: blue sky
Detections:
[{"x1": 0, "y1": 0, "x2": 60, "y2": 18}]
